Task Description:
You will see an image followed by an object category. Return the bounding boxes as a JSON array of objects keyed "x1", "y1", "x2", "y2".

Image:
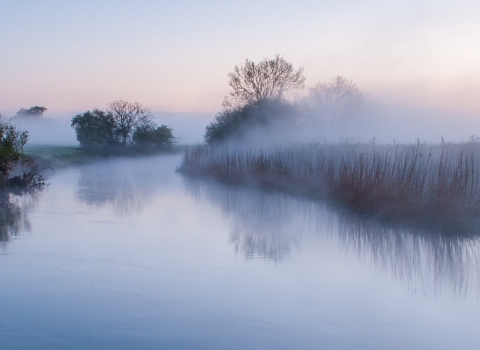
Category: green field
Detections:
[
  {"x1": 23, "y1": 145, "x2": 110, "y2": 168},
  {"x1": 23, "y1": 144, "x2": 189, "y2": 169}
]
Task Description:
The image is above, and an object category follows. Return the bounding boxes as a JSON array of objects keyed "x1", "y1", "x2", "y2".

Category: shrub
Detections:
[
  {"x1": 71, "y1": 109, "x2": 118, "y2": 149},
  {"x1": 0, "y1": 117, "x2": 44, "y2": 187},
  {"x1": 0, "y1": 118, "x2": 28, "y2": 183},
  {"x1": 204, "y1": 99, "x2": 299, "y2": 144},
  {"x1": 71, "y1": 100, "x2": 176, "y2": 153},
  {"x1": 133, "y1": 124, "x2": 176, "y2": 151}
]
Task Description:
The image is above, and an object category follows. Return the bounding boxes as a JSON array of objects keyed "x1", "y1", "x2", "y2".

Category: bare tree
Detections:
[
  {"x1": 106, "y1": 100, "x2": 154, "y2": 146},
  {"x1": 306, "y1": 76, "x2": 366, "y2": 123},
  {"x1": 224, "y1": 54, "x2": 306, "y2": 108}
]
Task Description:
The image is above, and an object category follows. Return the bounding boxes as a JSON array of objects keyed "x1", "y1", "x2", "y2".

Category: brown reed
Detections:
[{"x1": 179, "y1": 143, "x2": 480, "y2": 232}]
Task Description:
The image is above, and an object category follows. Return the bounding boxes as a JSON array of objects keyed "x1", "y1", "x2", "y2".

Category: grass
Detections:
[
  {"x1": 179, "y1": 142, "x2": 480, "y2": 233},
  {"x1": 24, "y1": 145, "x2": 106, "y2": 168},
  {"x1": 24, "y1": 143, "x2": 189, "y2": 169}
]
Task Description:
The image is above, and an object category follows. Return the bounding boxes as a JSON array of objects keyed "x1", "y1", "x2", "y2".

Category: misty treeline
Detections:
[
  {"x1": 9, "y1": 106, "x2": 48, "y2": 121},
  {"x1": 71, "y1": 100, "x2": 176, "y2": 153},
  {"x1": 205, "y1": 54, "x2": 369, "y2": 144}
]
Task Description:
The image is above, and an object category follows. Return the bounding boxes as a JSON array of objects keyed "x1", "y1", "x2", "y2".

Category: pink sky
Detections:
[{"x1": 1, "y1": 0, "x2": 480, "y2": 118}]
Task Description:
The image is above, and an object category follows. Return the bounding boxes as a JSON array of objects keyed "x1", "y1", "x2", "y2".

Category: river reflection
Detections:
[
  {"x1": 185, "y1": 179, "x2": 303, "y2": 262},
  {"x1": 0, "y1": 190, "x2": 38, "y2": 246},
  {"x1": 334, "y1": 216, "x2": 480, "y2": 297},
  {"x1": 185, "y1": 178, "x2": 480, "y2": 297},
  {"x1": 76, "y1": 156, "x2": 176, "y2": 216}
]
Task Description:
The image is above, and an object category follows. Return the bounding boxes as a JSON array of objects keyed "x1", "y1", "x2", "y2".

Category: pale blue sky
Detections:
[{"x1": 1, "y1": 0, "x2": 480, "y2": 116}]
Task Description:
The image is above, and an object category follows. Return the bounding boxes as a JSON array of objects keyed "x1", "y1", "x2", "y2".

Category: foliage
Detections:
[
  {"x1": 71, "y1": 109, "x2": 117, "y2": 149},
  {"x1": 0, "y1": 117, "x2": 44, "y2": 187},
  {"x1": 224, "y1": 54, "x2": 305, "y2": 108},
  {"x1": 133, "y1": 124, "x2": 176, "y2": 151},
  {"x1": 71, "y1": 100, "x2": 176, "y2": 153},
  {"x1": 204, "y1": 99, "x2": 299, "y2": 144},
  {"x1": 0, "y1": 118, "x2": 29, "y2": 183},
  {"x1": 12, "y1": 106, "x2": 47, "y2": 119}
]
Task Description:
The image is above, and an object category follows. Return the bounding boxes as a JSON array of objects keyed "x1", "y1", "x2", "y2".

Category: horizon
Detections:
[{"x1": 1, "y1": 1, "x2": 480, "y2": 119}]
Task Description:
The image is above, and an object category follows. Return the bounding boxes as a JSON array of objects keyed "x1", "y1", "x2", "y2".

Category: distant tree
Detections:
[
  {"x1": 13, "y1": 106, "x2": 47, "y2": 119},
  {"x1": 71, "y1": 109, "x2": 118, "y2": 149},
  {"x1": 133, "y1": 124, "x2": 176, "y2": 151},
  {"x1": 106, "y1": 100, "x2": 154, "y2": 146},
  {"x1": 204, "y1": 56, "x2": 304, "y2": 144},
  {"x1": 224, "y1": 54, "x2": 306, "y2": 108},
  {"x1": 71, "y1": 100, "x2": 176, "y2": 153},
  {"x1": 306, "y1": 76, "x2": 367, "y2": 123}
]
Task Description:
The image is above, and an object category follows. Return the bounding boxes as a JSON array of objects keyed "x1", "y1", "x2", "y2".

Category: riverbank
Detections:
[
  {"x1": 179, "y1": 143, "x2": 480, "y2": 233},
  {"x1": 24, "y1": 144, "x2": 189, "y2": 169}
]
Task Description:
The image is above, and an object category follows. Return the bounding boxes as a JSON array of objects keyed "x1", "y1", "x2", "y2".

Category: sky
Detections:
[{"x1": 1, "y1": 0, "x2": 480, "y2": 137}]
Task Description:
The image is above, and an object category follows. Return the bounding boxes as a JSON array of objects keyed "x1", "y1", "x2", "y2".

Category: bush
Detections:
[
  {"x1": 0, "y1": 117, "x2": 43, "y2": 187},
  {"x1": 133, "y1": 124, "x2": 176, "y2": 152},
  {"x1": 204, "y1": 99, "x2": 299, "y2": 144},
  {"x1": 204, "y1": 55, "x2": 305, "y2": 145},
  {"x1": 71, "y1": 109, "x2": 118, "y2": 149},
  {"x1": 71, "y1": 100, "x2": 176, "y2": 153}
]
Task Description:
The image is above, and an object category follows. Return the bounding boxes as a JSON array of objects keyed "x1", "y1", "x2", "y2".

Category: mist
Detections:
[
  {"x1": 8, "y1": 116, "x2": 77, "y2": 146},
  {"x1": 152, "y1": 112, "x2": 213, "y2": 145},
  {"x1": 199, "y1": 84, "x2": 480, "y2": 147},
  {"x1": 295, "y1": 101, "x2": 480, "y2": 145}
]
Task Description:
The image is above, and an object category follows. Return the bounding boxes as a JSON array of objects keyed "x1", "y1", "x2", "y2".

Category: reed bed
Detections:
[{"x1": 179, "y1": 143, "x2": 480, "y2": 232}]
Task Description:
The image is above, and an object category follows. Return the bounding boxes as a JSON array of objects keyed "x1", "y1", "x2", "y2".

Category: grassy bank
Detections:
[
  {"x1": 24, "y1": 144, "x2": 189, "y2": 169},
  {"x1": 179, "y1": 143, "x2": 480, "y2": 233},
  {"x1": 24, "y1": 145, "x2": 108, "y2": 168}
]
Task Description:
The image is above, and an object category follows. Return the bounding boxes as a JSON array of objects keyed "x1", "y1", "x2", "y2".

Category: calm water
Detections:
[{"x1": 1, "y1": 155, "x2": 479, "y2": 349}]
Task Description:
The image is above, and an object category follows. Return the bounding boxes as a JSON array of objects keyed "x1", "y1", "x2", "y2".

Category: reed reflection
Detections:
[
  {"x1": 185, "y1": 178, "x2": 307, "y2": 262},
  {"x1": 0, "y1": 189, "x2": 38, "y2": 246},
  {"x1": 185, "y1": 178, "x2": 480, "y2": 296},
  {"x1": 333, "y1": 216, "x2": 480, "y2": 297}
]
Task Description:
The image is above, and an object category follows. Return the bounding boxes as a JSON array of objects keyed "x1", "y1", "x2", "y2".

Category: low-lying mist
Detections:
[
  {"x1": 203, "y1": 95, "x2": 480, "y2": 148},
  {"x1": 9, "y1": 118, "x2": 78, "y2": 146}
]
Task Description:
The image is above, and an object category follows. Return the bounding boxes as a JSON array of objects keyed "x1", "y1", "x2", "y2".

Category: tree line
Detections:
[
  {"x1": 0, "y1": 54, "x2": 365, "y2": 188},
  {"x1": 205, "y1": 54, "x2": 369, "y2": 144},
  {"x1": 71, "y1": 100, "x2": 176, "y2": 153}
]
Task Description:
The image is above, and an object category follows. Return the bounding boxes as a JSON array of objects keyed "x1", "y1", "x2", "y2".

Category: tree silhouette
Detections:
[
  {"x1": 224, "y1": 54, "x2": 305, "y2": 108},
  {"x1": 13, "y1": 106, "x2": 47, "y2": 119}
]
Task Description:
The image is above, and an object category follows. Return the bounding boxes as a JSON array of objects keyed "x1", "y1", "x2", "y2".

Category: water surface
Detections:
[{"x1": 1, "y1": 155, "x2": 479, "y2": 349}]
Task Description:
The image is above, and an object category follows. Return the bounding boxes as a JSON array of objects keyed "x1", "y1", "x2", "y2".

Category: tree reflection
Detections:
[
  {"x1": 0, "y1": 190, "x2": 38, "y2": 246},
  {"x1": 76, "y1": 156, "x2": 176, "y2": 216},
  {"x1": 184, "y1": 178, "x2": 480, "y2": 296}
]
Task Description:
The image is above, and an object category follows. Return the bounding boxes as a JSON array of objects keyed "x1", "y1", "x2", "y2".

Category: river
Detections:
[{"x1": 0, "y1": 154, "x2": 479, "y2": 349}]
